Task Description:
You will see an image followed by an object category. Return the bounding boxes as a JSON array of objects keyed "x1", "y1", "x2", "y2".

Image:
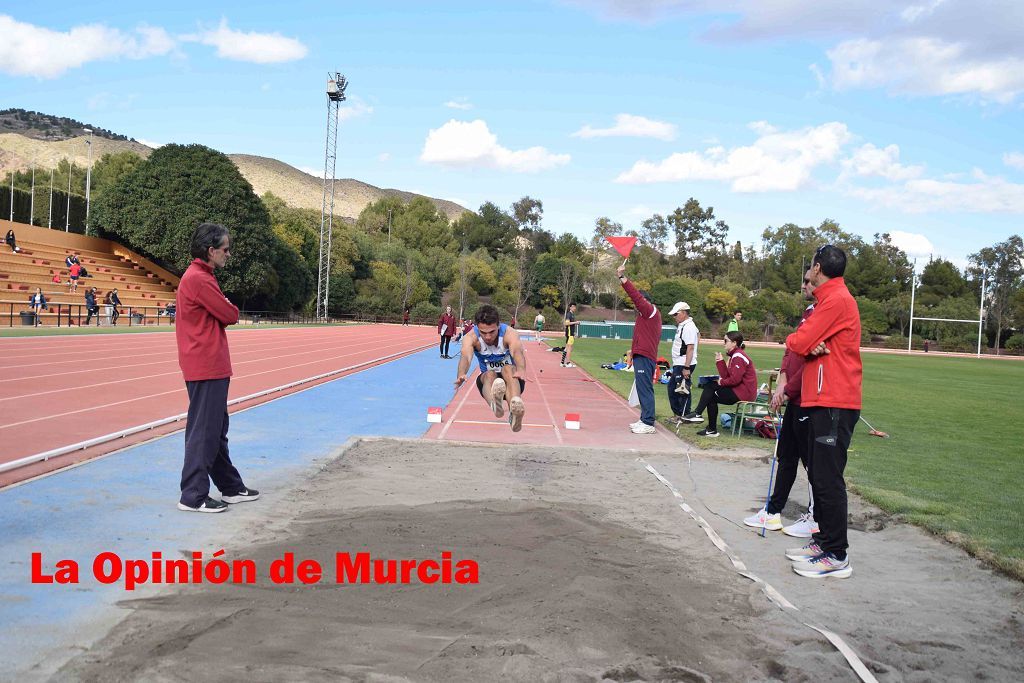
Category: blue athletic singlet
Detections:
[{"x1": 473, "y1": 323, "x2": 514, "y2": 373}]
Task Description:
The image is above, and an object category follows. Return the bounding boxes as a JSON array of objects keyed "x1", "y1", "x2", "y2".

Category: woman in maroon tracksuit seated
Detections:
[{"x1": 682, "y1": 330, "x2": 756, "y2": 437}]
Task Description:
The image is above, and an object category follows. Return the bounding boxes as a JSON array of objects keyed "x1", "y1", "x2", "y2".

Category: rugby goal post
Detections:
[{"x1": 908, "y1": 260, "x2": 987, "y2": 356}]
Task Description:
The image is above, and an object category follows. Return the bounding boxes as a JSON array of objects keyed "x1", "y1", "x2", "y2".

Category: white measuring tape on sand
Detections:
[{"x1": 640, "y1": 459, "x2": 879, "y2": 683}]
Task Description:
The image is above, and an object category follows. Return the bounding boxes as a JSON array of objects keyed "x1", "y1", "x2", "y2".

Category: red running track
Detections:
[
  {"x1": 0, "y1": 325, "x2": 437, "y2": 485},
  {"x1": 425, "y1": 335, "x2": 681, "y2": 452}
]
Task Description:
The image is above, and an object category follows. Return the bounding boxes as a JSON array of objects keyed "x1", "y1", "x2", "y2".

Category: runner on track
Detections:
[{"x1": 455, "y1": 304, "x2": 527, "y2": 432}]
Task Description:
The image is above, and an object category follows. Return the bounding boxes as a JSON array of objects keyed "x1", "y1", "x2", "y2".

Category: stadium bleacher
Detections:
[{"x1": 1, "y1": 221, "x2": 179, "y2": 327}]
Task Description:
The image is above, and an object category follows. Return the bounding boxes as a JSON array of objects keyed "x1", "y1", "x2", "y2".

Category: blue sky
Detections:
[{"x1": 2, "y1": 1, "x2": 1023, "y2": 268}]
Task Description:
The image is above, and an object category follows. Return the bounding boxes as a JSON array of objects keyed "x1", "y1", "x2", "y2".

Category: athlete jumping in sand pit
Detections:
[{"x1": 455, "y1": 304, "x2": 527, "y2": 432}]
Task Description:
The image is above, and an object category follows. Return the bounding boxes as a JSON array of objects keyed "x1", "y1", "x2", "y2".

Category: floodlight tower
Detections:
[{"x1": 315, "y1": 72, "x2": 348, "y2": 320}]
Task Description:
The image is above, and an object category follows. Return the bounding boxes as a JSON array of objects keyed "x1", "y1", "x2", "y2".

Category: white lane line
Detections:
[{"x1": 640, "y1": 459, "x2": 878, "y2": 683}]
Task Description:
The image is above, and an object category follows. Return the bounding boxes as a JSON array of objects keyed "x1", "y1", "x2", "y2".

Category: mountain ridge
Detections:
[{"x1": 0, "y1": 130, "x2": 470, "y2": 224}]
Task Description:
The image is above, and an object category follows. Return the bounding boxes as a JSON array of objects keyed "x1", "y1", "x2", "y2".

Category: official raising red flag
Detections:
[{"x1": 604, "y1": 235, "x2": 637, "y2": 259}]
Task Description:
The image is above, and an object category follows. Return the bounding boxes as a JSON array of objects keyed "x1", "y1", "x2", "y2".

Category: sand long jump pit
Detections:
[{"x1": 60, "y1": 438, "x2": 1023, "y2": 682}]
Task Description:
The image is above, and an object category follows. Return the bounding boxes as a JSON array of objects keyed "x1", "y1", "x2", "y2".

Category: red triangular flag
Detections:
[{"x1": 605, "y1": 236, "x2": 637, "y2": 259}]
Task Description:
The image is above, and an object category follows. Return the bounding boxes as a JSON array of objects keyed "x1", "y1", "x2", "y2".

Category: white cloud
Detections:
[
  {"x1": 887, "y1": 230, "x2": 935, "y2": 258},
  {"x1": 378, "y1": 152, "x2": 391, "y2": 162},
  {"x1": 137, "y1": 139, "x2": 164, "y2": 149},
  {"x1": 182, "y1": 19, "x2": 307, "y2": 63},
  {"x1": 846, "y1": 169, "x2": 1024, "y2": 213},
  {"x1": 260, "y1": 82, "x2": 271, "y2": 91},
  {"x1": 444, "y1": 99, "x2": 473, "y2": 110},
  {"x1": 572, "y1": 114, "x2": 677, "y2": 141},
  {"x1": 841, "y1": 143, "x2": 924, "y2": 181},
  {"x1": 1003, "y1": 152, "x2": 1024, "y2": 171},
  {"x1": 901, "y1": 0, "x2": 948, "y2": 23},
  {"x1": 338, "y1": 98, "x2": 374, "y2": 122},
  {"x1": 747, "y1": 120, "x2": 778, "y2": 135},
  {"x1": 420, "y1": 119, "x2": 571, "y2": 173},
  {"x1": 826, "y1": 37, "x2": 1024, "y2": 103},
  {"x1": 615, "y1": 121, "x2": 851, "y2": 191},
  {"x1": 0, "y1": 15, "x2": 174, "y2": 78},
  {"x1": 570, "y1": 2, "x2": 1024, "y2": 104}
]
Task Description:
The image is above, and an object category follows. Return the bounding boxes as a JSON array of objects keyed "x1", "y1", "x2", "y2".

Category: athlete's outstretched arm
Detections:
[
  {"x1": 454, "y1": 332, "x2": 476, "y2": 389},
  {"x1": 505, "y1": 328, "x2": 527, "y2": 380}
]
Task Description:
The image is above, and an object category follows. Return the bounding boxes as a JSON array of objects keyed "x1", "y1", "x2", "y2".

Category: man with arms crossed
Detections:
[
  {"x1": 455, "y1": 304, "x2": 528, "y2": 432},
  {"x1": 784, "y1": 245, "x2": 861, "y2": 578},
  {"x1": 176, "y1": 223, "x2": 259, "y2": 513}
]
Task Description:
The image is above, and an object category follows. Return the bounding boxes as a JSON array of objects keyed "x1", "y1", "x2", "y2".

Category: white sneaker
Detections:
[
  {"x1": 782, "y1": 512, "x2": 819, "y2": 538},
  {"x1": 509, "y1": 396, "x2": 525, "y2": 432},
  {"x1": 785, "y1": 540, "x2": 823, "y2": 562},
  {"x1": 628, "y1": 420, "x2": 644, "y2": 430},
  {"x1": 792, "y1": 552, "x2": 852, "y2": 579},
  {"x1": 743, "y1": 508, "x2": 783, "y2": 531},
  {"x1": 563, "y1": 362, "x2": 576, "y2": 368},
  {"x1": 490, "y1": 378, "x2": 506, "y2": 418},
  {"x1": 630, "y1": 422, "x2": 657, "y2": 434}
]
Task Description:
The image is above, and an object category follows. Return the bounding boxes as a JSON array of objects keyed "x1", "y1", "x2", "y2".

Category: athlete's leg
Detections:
[
  {"x1": 499, "y1": 364, "x2": 525, "y2": 431},
  {"x1": 475, "y1": 370, "x2": 506, "y2": 417}
]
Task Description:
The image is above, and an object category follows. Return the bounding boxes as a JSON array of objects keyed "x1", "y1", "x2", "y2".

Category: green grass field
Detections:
[{"x1": 565, "y1": 336, "x2": 1024, "y2": 579}]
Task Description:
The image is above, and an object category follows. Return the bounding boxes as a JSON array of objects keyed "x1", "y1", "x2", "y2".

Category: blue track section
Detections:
[{"x1": 0, "y1": 347, "x2": 457, "y2": 678}]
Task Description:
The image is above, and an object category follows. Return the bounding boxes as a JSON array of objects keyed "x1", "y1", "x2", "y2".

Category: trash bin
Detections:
[
  {"x1": 102, "y1": 305, "x2": 113, "y2": 326},
  {"x1": 131, "y1": 312, "x2": 145, "y2": 325},
  {"x1": 20, "y1": 311, "x2": 36, "y2": 326}
]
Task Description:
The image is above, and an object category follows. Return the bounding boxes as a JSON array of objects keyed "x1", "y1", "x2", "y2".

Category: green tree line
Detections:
[{"x1": 44, "y1": 142, "x2": 1019, "y2": 352}]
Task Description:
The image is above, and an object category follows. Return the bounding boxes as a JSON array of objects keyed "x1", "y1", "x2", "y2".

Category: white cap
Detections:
[{"x1": 669, "y1": 301, "x2": 690, "y2": 315}]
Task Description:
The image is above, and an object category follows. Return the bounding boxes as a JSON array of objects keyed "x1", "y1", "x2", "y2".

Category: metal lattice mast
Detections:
[{"x1": 316, "y1": 72, "x2": 347, "y2": 319}]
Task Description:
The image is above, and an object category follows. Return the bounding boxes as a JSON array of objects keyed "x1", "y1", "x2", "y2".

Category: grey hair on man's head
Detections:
[{"x1": 190, "y1": 223, "x2": 230, "y2": 261}]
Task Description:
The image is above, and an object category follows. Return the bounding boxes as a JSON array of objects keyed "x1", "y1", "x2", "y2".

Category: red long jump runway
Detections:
[
  {"x1": 0, "y1": 325, "x2": 437, "y2": 486},
  {"x1": 426, "y1": 336, "x2": 681, "y2": 452}
]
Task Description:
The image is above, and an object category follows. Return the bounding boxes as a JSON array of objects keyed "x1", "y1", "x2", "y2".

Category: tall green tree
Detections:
[
  {"x1": 511, "y1": 196, "x2": 543, "y2": 230},
  {"x1": 668, "y1": 198, "x2": 729, "y2": 280},
  {"x1": 92, "y1": 143, "x2": 307, "y2": 309},
  {"x1": 969, "y1": 235, "x2": 1024, "y2": 352}
]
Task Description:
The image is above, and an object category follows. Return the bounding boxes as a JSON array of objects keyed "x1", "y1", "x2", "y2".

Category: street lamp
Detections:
[
  {"x1": 84, "y1": 129, "x2": 93, "y2": 233},
  {"x1": 29, "y1": 158, "x2": 35, "y2": 226},
  {"x1": 65, "y1": 161, "x2": 73, "y2": 232}
]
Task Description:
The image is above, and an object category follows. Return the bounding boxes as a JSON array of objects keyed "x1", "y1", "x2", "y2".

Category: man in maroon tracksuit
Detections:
[
  {"x1": 617, "y1": 264, "x2": 662, "y2": 434},
  {"x1": 745, "y1": 270, "x2": 817, "y2": 535},
  {"x1": 176, "y1": 223, "x2": 259, "y2": 513}
]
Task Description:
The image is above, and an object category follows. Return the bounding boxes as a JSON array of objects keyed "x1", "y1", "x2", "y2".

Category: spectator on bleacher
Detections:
[
  {"x1": 29, "y1": 287, "x2": 47, "y2": 326},
  {"x1": 682, "y1": 331, "x2": 756, "y2": 438},
  {"x1": 84, "y1": 287, "x2": 99, "y2": 325},
  {"x1": 68, "y1": 261, "x2": 82, "y2": 293},
  {"x1": 6, "y1": 229, "x2": 22, "y2": 253},
  {"x1": 65, "y1": 253, "x2": 80, "y2": 269},
  {"x1": 176, "y1": 222, "x2": 257, "y2": 513},
  {"x1": 164, "y1": 301, "x2": 176, "y2": 322},
  {"x1": 104, "y1": 288, "x2": 122, "y2": 325}
]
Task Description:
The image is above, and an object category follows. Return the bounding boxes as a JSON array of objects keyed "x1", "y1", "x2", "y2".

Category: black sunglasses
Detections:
[{"x1": 815, "y1": 244, "x2": 833, "y2": 256}]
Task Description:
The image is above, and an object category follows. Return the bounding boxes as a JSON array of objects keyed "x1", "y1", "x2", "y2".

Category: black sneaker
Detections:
[
  {"x1": 696, "y1": 427, "x2": 719, "y2": 438},
  {"x1": 682, "y1": 412, "x2": 703, "y2": 423},
  {"x1": 177, "y1": 496, "x2": 228, "y2": 513},
  {"x1": 222, "y1": 488, "x2": 260, "y2": 504}
]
